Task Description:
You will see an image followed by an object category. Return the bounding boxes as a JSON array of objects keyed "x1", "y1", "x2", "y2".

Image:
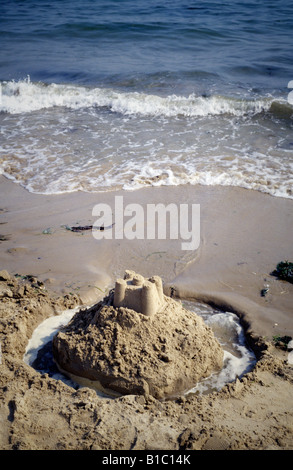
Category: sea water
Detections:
[
  {"x1": 0, "y1": 0, "x2": 292, "y2": 198},
  {"x1": 23, "y1": 301, "x2": 256, "y2": 396}
]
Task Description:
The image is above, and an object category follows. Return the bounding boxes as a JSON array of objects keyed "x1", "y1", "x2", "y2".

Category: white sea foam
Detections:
[
  {"x1": 23, "y1": 308, "x2": 79, "y2": 366},
  {"x1": 1, "y1": 149, "x2": 292, "y2": 199},
  {"x1": 186, "y1": 311, "x2": 256, "y2": 395},
  {"x1": 0, "y1": 79, "x2": 273, "y2": 117},
  {"x1": 1, "y1": 79, "x2": 292, "y2": 199},
  {"x1": 122, "y1": 162, "x2": 293, "y2": 199}
]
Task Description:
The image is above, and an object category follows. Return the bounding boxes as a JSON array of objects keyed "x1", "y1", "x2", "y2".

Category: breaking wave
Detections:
[
  {"x1": 0, "y1": 79, "x2": 292, "y2": 199},
  {"x1": 0, "y1": 78, "x2": 281, "y2": 118}
]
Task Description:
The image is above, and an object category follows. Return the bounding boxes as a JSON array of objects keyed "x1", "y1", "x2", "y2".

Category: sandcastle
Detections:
[
  {"x1": 53, "y1": 271, "x2": 224, "y2": 399},
  {"x1": 113, "y1": 270, "x2": 164, "y2": 316}
]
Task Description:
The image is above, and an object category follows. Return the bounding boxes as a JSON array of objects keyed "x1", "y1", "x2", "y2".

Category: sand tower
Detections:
[{"x1": 113, "y1": 270, "x2": 164, "y2": 316}]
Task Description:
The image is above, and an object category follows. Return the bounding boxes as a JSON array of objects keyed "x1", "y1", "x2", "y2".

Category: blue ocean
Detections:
[{"x1": 0, "y1": 0, "x2": 292, "y2": 197}]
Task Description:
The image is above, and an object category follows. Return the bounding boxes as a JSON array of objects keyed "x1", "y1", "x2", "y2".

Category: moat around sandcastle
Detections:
[{"x1": 52, "y1": 271, "x2": 224, "y2": 399}]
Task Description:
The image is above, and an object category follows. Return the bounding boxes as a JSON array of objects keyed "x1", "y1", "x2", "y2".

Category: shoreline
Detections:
[{"x1": 1, "y1": 174, "x2": 293, "y2": 450}]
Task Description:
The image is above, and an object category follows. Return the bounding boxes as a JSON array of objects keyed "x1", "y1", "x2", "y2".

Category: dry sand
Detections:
[{"x1": 0, "y1": 174, "x2": 293, "y2": 451}]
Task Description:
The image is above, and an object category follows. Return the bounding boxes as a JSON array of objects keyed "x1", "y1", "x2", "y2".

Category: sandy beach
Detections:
[{"x1": 1, "y1": 174, "x2": 293, "y2": 450}]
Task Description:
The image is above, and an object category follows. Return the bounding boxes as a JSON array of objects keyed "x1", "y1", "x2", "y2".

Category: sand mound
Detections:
[
  {"x1": 0, "y1": 270, "x2": 80, "y2": 360},
  {"x1": 52, "y1": 271, "x2": 224, "y2": 399}
]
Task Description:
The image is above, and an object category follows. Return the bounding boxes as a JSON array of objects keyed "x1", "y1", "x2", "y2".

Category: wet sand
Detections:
[
  {"x1": 1, "y1": 175, "x2": 292, "y2": 338},
  {"x1": 0, "y1": 175, "x2": 293, "y2": 450}
]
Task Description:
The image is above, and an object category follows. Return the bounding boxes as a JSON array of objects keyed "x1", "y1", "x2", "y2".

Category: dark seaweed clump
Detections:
[
  {"x1": 271, "y1": 261, "x2": 293, "y2": 284},
  {"x1": 272, "y1": 335, "x2": 292, "y2": 350}
]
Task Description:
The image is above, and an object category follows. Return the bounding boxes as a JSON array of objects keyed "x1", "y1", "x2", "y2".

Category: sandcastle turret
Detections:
[{"x1": 113, "y1": 270, "x2": 164, "y2": 317}]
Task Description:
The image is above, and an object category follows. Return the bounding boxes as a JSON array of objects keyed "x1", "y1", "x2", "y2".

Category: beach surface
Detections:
[{"x1": 0, "y1": 175, "x2": 293, "y2": 450}]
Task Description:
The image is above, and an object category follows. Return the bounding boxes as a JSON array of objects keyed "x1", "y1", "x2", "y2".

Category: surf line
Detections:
[{"x1": 92, "y1": 195, "x2": 200, "y2": 251}]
